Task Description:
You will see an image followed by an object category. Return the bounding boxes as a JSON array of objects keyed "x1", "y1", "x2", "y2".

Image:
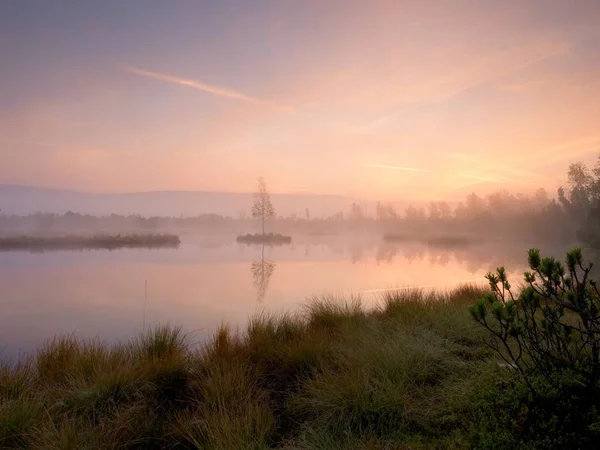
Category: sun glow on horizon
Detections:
[{"x1": 1, "y1": 1, "x2": 600, "y2": 201}]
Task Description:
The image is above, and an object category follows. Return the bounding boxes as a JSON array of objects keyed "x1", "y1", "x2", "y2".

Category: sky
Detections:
[{"x1": 1, "y1": 0, "x2": 600, "y2": 201}]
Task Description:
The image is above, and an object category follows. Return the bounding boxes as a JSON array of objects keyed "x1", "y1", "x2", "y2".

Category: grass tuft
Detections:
[
  {"x1": 132, "y1": 325, "x2": 186, "y2": 361},
  {"x1": 0, "y1": 286, "x2": 528, "y2": 448}
]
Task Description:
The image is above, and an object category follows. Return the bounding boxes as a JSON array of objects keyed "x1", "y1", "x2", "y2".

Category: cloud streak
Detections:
[
  {"x1": 509, "y1": 135, "x2": 600, "y2": 166},
  {"x1": 357, "y1": 40, "x2": 569, "y2": 130},
  {"x1": 123, "y1": 65, "x2": 293, "y2": 112},
  {"x1": 449, "y1": 153, "x2": 551, "y2": 184},
  {"x1": 365, "y1": 163, "x2": 433, "y2": 173},
  {"x1": 0, "y1": 137, "x2": 60, "y2": 148}
]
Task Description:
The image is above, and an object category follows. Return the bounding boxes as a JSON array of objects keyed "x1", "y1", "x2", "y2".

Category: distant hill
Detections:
[{"x1": 0, "y1": 185, "x2": 374, "y2": 218}]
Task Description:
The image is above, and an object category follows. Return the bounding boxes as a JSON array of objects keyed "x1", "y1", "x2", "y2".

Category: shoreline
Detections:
[
  {"x1": 0, "y1": 285, "x2": 506, "y2": 448},
  {"x1": 0, "y1": 233, "x2": 181, "y2": 252}
]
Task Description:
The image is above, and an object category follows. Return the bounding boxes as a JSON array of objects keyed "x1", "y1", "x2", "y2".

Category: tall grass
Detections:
[{"x1": 0, "y1": 286, "x2": 508, "y2": 449}]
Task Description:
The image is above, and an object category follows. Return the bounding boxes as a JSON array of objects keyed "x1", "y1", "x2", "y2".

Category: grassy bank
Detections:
[
  {"x1": 5, "y1": 279, "x2": 597, "y2": 449},
  {"x1": 1, "y1": 285, "x2": 521, "y2": 449},
  {"x1": 0, "y1": 233, "x2": 181, "y2": 252}
]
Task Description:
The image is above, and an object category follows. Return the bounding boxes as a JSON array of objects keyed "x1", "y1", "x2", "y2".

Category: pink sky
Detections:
[{"x1": 2, "y1": 0, "x2": 600, "y2": 201}]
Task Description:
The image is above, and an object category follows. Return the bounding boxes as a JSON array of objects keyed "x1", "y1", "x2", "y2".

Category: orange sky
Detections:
[{"x1": 2, "y1": 0, "x2": 600, "y2": 201}]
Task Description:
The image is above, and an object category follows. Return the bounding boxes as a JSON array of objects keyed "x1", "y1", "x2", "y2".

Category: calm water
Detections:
[{"x1": 0, "y1": 234, "x2": 565, "y2": 360}]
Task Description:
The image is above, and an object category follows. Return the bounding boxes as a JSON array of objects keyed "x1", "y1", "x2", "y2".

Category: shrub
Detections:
[
  {"x1": 469, "y1": 247, "x2": 600, "y2": 448},
  {"x1": 471, "y1": 248, "x2": 600, "y2": 394}
]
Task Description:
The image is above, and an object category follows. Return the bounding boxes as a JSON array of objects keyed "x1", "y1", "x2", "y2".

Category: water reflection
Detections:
[
  {"x1": 320, "y1": 240, "x2": 573, "y2": 275},
  {"x1": 0, "y1": 235, "x2": 578, "y2": 360},
  {"x1": 251, "y1": 244, "x2": 276, "y2": 301}
]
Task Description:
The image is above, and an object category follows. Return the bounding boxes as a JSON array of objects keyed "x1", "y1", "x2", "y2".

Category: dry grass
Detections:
[{"x1": 0, "y1": 286, "x2": 502, "y2": 449}]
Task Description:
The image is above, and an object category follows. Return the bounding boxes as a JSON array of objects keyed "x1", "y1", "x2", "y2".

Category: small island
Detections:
[
  {"x1": 0, "y1": 233, "x2": 181, "y2": 252},
  {"x1": 236, "y1": 177, "x2": 292, "y2": 245},
  {"x1": 382, "y1": 232, "x2": 478, "y2": 248},
  {"x1": 236, "y1": 233, "x2": 292, "y2": 245}
]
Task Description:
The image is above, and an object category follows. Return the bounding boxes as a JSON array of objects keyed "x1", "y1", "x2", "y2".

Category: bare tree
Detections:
[
  {"x1": 251, "y1": 244, "x2": 276, "y2": 301},
  {"x1": 252, "y1": 177, "x2": 275, "y2": 234}
]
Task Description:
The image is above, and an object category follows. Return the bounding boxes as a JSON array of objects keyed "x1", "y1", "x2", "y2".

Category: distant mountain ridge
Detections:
[{"x1": 0, "y1": 185, "x2": 373, "y2": 217}]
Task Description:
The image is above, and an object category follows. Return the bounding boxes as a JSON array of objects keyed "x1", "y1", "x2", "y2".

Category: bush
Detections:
[
  {"x1": 470, "y1": 248, "x2": 600, "y2": 394},
  {"x1": 469, "y1": 248, "x2": 600, "y2": 448}
]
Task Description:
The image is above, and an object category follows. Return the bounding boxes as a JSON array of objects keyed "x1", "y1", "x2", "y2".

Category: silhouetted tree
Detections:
[
  {"x1": 465, "y1": 192, "x2": 486, "y2": 219},
  {"x1": 350, "y1": 202, "x2": 365, "y2": 221},
  {"x1": 557, "y1": 157, "x2": 600, "y2": 247},
  {"x1": 376, "y1": 202, "x2": 397, "y2": 221},
  {"x1": 252, "y1": 177, "x2": 275, "y2": 234},
  {"x1": 438, "y1": 201, "x2": 452, "y2": 219},
  {"x1": 404, "y1": 205, "x2": 425, "y2": 223},
  {"x1": 428, "y1": 202, "x2": 442, "y2": 221}
]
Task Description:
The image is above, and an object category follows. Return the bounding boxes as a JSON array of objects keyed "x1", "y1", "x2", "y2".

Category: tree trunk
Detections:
[{"x1": 262, "y1": 215, "x2": 265, "y2": 235}]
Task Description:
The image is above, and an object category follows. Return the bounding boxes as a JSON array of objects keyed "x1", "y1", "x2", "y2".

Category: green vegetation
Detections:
[
  {"x1": 472, "y1": 248, "x2": 600, "y2": 393},
  {"x1": 1, "y1": 286, "x2": 493, "y2": 449},
  {"x1": 2, "y1": 249, "x2": 600, "y2": 448},
  {"x1": 0, "y1": 233, "x2": 181, "y2": 252},
  {"x1": 236, "y1": 233, "x2": 292, "y2": 245},
  {"x1": 470, "y1": 248, "x2": 600, "y2": 449}
]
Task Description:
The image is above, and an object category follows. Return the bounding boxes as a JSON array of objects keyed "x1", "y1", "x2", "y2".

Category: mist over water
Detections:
[
  {"x1": 4, "y1": 3, "x2": 600, "y2": 447},
  {"x1": 2, "y1": 157, "x2": 599, "y2": 362},
  {"x1": 0, "y1": 233, "x2": 569, "y2": 360}
]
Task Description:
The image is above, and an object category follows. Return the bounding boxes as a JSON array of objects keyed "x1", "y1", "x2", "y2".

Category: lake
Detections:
[{"x1": 0, "y1": 234, "x2": 567, "y2": 360}]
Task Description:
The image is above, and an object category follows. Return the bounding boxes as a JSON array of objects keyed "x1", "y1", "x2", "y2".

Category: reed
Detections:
[{"x1": 1, "y1": 285, "x2": 507, "y2": 449}]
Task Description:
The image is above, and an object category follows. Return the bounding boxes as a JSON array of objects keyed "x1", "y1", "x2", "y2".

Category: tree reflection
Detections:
[
  {"x1": 370, "y1": 240, "x2": 572, "y2": 275},
  {"x1": 251, "y1": 244, "x2": 276, "y2": 301}
]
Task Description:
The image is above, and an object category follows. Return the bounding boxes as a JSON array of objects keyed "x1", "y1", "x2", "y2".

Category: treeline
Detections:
[
  {"x1": 0, "y1": 212, "x2": 233, "y2": 234},
  {"x1": 557, "y1": 160, "x2": 600, "y2": 246},
  {"x1": 368, "y1": 156, "x2": 600, "y2": 246},
  {"x1": 2, "y1": 156, "x2": 599, "y2": 246},
  {"x1": 0, "y1": 211, "x2": 350, "y2": 235},
  {"x1": 373, "y1": 188, "x2": 573, "y2": 244}
]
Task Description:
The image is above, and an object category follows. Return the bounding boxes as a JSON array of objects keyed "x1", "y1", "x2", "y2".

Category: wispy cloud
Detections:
[
  {"x1": 123, "y1": 65, "x2": 293, "y2": 112},
  {"x1": 456, "y1": 173, "x2": 540, "y2": 189},
  {"x1": 449, "y1": 153, "x2": 551, "y2": 184},
  {"x1": 452, "y1": 174, "x2": 507, "y2": 191},
  {"x1": 509, "y1": 135, "x2": 600, "y2": 166},
  {"x1": 365, "y1": 163, "x2": 433, "y2": 173},
  {"x1": 458, "y1": 173, "x2": 503, "y2": 183},
  {"x1": 356, "y1": 114, "x2": 398, "y2": 133},
  {"x1": 0, "y1": 137, "x2": 59, "y2": 148},
  {"x1": 429, "y1": 41, "x2": 569, "y2": 101},
  {"x1": 358, "y1": 40, "x2": 568, "y2": 130}
]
